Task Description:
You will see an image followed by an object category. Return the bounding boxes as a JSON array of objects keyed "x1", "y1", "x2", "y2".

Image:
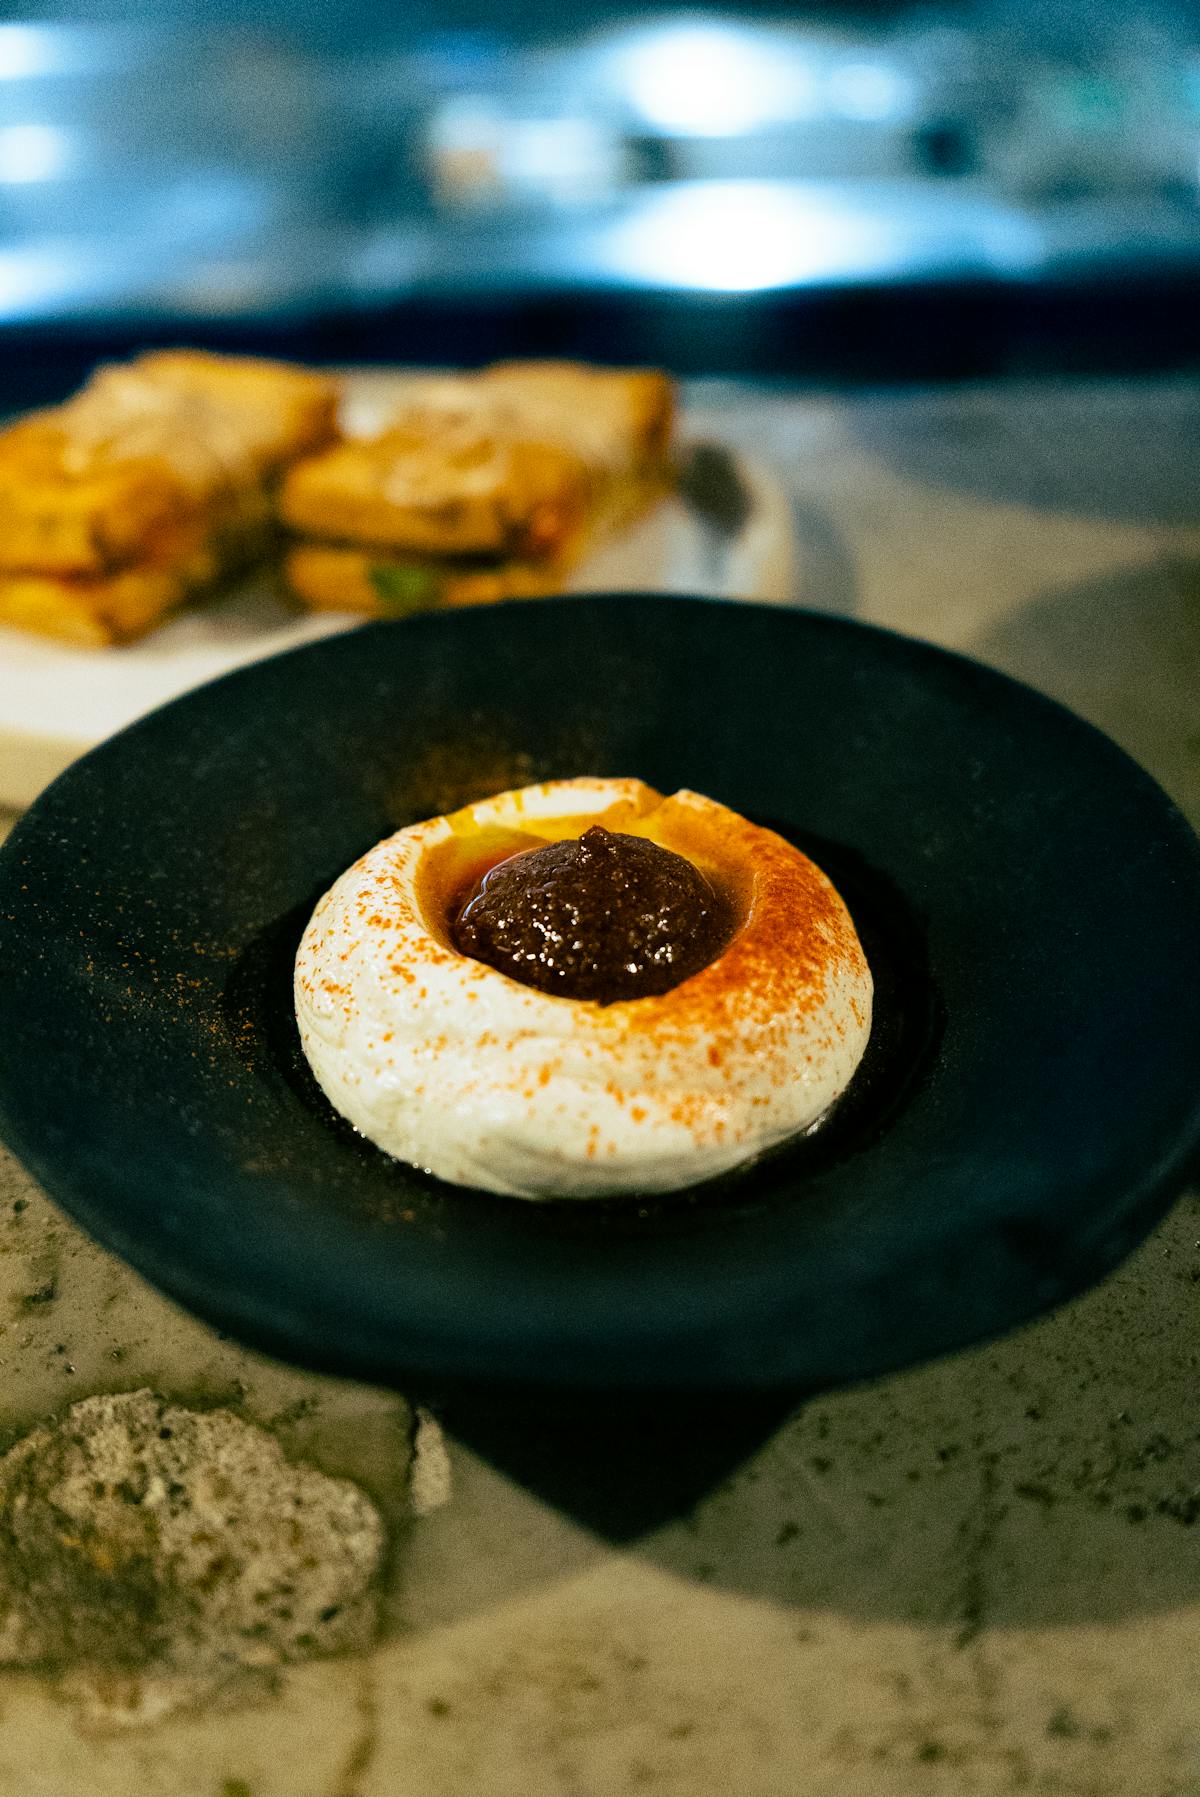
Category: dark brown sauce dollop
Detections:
[{"x1": 451, "y1": 824, "x2": 733, "y2": 1003}]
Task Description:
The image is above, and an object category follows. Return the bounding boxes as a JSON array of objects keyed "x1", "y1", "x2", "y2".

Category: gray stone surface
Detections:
[
  {"x1": 1, "y1": 375, "x2": 1199, "y2": 1794},
  {"x1": 0, "y1": 1388, "x2": 384, "y2": 1721}
]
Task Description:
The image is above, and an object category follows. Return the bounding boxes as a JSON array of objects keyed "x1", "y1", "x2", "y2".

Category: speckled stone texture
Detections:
[
  {"x1": 0, "y1": 1390, "x2": 383, "y2": 1697},
  {"x1": 1, "y1": 374, "x2": 1199, "y2": 1795}
]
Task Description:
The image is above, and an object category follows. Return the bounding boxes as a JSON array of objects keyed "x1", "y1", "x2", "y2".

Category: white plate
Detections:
[{"x1": 0, "y1": 374, "x2": 795, "y2": 808}]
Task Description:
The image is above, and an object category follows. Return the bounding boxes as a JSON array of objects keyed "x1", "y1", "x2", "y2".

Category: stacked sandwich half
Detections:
[
  {"x1": 0, "y1": 351, "x2": 338, "y2": 646},
  {"x1": 279, "y1": 362, "x2": 675, "y2": 617}
]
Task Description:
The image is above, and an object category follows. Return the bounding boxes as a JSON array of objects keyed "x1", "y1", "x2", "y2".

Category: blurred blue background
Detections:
[{"x1": 0, "y1": 4, "x2": 1198, "y2": 394}]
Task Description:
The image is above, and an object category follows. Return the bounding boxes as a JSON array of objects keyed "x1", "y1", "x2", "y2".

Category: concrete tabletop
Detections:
[{"x1": 1, "y1": 375, "x2": 1199, "y2": 1797}]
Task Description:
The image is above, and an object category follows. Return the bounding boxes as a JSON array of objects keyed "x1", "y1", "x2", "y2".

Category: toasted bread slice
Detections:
[
  {"x1": 0, "y1": 413, "x2": 194, "y2": 579},
  {"x1": 132, "y1": 350, "x2": 338, "y2": 479},
  {"x1": 0, "y1": 566, "x2": 187, "y2": 648},
  {"x1": 0, "y1": 487, "x2": 272, "y2": 647},
  {"x1": 284, "y1": 542, "x2": 560, "y2": 619},
  {"x1": 479, "y1": 361, "x2": 674, "y2": 476},
  {"x1": 279, "y1": 419, "x2": 590, "y2": 560}
]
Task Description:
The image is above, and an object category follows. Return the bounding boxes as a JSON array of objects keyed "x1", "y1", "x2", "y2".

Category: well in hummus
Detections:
[{"x1": 293, "y1": 777, "x2": 873, "y2": 1199}]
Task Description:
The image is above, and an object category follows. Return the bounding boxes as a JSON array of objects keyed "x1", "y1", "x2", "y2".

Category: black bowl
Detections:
[{"x1": 1, "y1": 595, "x2": 1198, "y2": 1397}]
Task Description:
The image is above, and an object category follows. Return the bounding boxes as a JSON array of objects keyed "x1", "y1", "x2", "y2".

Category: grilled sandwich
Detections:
[
  {"x1": 280, "y1": 361, "x2": 675, "y2": 619},
  {"x1": 0, "y1": 350, "x2": 338, "y2": 645}
]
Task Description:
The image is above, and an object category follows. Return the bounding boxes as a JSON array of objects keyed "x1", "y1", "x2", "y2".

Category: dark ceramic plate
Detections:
[{"x1": 1, "y1": 595, "x2": 1199, "y2": 1397}]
